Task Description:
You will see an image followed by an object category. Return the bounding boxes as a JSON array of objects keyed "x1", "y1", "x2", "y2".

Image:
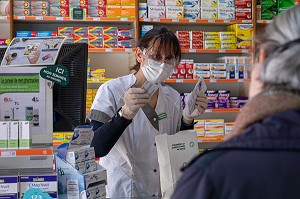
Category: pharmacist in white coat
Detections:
[{"x1": 88, "y1": 26, "x2": 208, "y2": 198}]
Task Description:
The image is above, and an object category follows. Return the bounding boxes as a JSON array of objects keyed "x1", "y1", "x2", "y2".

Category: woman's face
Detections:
[{"x1": 249, "y1": 48, "x2": 265, "y2": 99}]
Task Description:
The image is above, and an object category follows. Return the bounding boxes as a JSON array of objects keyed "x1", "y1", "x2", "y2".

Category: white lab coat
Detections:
[{"x1": 90, "y1": 74, "x2": 182, "y2": 198}]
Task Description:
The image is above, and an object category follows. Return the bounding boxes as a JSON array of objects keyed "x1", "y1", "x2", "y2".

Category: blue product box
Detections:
[
  {"x1": 16, "y1": 31, "x2": 36, "y2": 38},
  {"x1": 141, "y1": 25, "x2": 153, "y2": 37},
  {"x1": 0, "y1": 176, "x2": 18, "y2": 199},
  {"x1": 36, "y1": 31, "x2": 58, "y2": 37}
]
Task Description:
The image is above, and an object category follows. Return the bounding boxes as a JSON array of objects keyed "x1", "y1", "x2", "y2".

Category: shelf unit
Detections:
[{"x1": 140, "y1": 18, "x2": 253, "y2": 24}]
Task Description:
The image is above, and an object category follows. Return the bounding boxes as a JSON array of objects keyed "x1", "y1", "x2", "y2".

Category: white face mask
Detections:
[{"x1": 141, "y1": 58, "x2": 175, "y2": 84}]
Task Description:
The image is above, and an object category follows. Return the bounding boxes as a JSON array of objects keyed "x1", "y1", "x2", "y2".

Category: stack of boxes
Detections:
[
  {"x1": 58, "y1": 26, "x2": 135, "y2": 48},
  {"x1": 69, "y1": 0, "x2": 88, "y2": 15},
  {"x1": 257, "y1": 0, "x2": 297, "y2": 20},
  {"x1": 14, "y1": 0, "x2": 31, "y2": 16},
  {"x1": 228, "y1": 23, "x2": 253, "y2": 49},
  {"x1": 86, "y1": 89, "x2": 98, "y2": 114},
  {"x1": 0, "y1": 121, "x2": 32, "y2": 149},
  {"x1": 194, "y1": 120, "x2": 235, "y2": 141},
  {"x1": 204, "y1": 32, "x2": 220, "y2": 49},
  {"x1": 176, "y1": 31, "x2": 204, "y2": 49},
  {"x1": 16, "y1": 31, "x2": 58, "y2": 37},
  {"x1": 216, "y1": 56, "x2": 252, "y2": 79},
  {"x1": 50, "y1": 0, "x2": 69, "y2": 17},
  {"x1": 88, "y1": 0, "x2": 106, "y2": 17},
  {"x1": 31, "y1": 0, "x2": 50, "y2": 16},
  {"x1": 218, "y1": 0, "x2": 235, "y2": 20},
  {"x1": 201, "y1": 0, "x2": 218, "y2": 19},
  {"x1": 235, "y1": 0, "x2": 252, "y2": 20},
  {"x1": 183, "y1": 0, "x2": 200, "y2": 19},
  {"x1": 106, "y1": 0, "x2": 135, "y2": 18}
]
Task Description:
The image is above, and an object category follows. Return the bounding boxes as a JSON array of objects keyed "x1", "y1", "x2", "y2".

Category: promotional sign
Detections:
[
  {"x1": 0, "y1": 37, "x2": 65, "y2": 67},
  {"x1": 40, "y1": 65, "x2": 69, "y2": 86}
]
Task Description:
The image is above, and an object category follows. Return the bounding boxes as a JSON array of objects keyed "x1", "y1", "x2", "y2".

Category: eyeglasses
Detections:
[{"x1": 142, "y1": 48, "x2": 180, "y2": 66}]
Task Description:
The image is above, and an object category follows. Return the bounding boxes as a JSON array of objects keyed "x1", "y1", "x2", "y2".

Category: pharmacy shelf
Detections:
[
  {"x1": 257, "y1": 20, "x2": 273, "y2": 24},
  {"x1": 140, "y1": 18, "x2": 253, "y2": 24},
  {"x1": 0, "y1": 148, "x2": 53, "y2": 157},
  {"x1": 205, "y1": 108, "x2": 241, "y2": 113},
  {"x1": 87, "y1": 78, "x2": 114, "y2": 84},
  {"x1": 13, "y1": 16, "x2": 136, "y2": 22},
  {"x1": 165, "y1": 79, "x2": 250, "y2": 83},
  {"x1": 88, "y1": 48, "x2": 136, "y2": 53},
  {"x1": 181, "y1": 49, "x2": 253, "y2": 53}
]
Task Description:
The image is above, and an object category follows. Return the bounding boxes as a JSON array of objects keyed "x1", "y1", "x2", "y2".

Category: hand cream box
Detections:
[
  {"x1": 0, "y1": 176, "x2": 18, "y2": 199},
  {"x1": 8, "y1": 121, "x2": 18, "y2": 149},
  {"x1": 71, "y1": 162, "x2": 86, "y2": 174},
  {"x1": 0, "y1": 122, "x2": 8, "y2": 149}
]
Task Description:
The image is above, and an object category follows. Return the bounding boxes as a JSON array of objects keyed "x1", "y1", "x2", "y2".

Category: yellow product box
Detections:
[
  {"x1": 205, "y1": 119, "x2": 224, "y2": 130},
  {"x1": 236, "y1": 37, "x2": 252, "y2": 49},
  {"x1": 194, "y1": 120, "x2": 205, "y2": 136},
  {"x1": 229, "y1": 24, "x2": 253, "y2": 37},
  {"x1": 204, "y1": 32, "x2": 220, "y2": 41},
  {"x1": 121, "y1": 6, "x2": 135, "y2": 17},
  {"x1": 121, "y1": 0, "x2": 135, "y2": 5},
  {"x1": 106, "y1": 5, "x2": 121, "y2": 17},
  {"x1": 219, "y1": 32, "x2": 236, "y2": 41},
  {"x1": 221, "y1": 41, "x2": 236, "y2": 49},
  {"x1": 87, "y1": 89, "x2": 93, "y2": 94},
  {"x1": 86, "y1": 96, "x2": 93, "y2": 101},
  {"x1": 225, "y1": 122, "x2": 234, "y2": 135},
  {"x1": 107, "y1": 0, "x2": 121, "y2": 5},
  {"x1": 204, "y1": 40, "x2": 221, "y2": 49},
  {"x1": 205, "y1": 129, "x2": 224, "y2": 136},
  {"x1": 53, "y1": 133, "x2": 64, "y2": 141},
  {"x1": 64, "y1": 132, "x2": 74, "y2": 142}
]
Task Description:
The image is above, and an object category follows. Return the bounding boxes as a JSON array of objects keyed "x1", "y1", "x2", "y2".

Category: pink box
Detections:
[
  {"x1": 218, "y1": 90, "x2": 230, "y2": 108},
  {"x1": 177, "y1": 61, "x2": 186, "y2": 79},
  {"x1": 230, "y1": 96, "x2": 248, "y2": 108},
  {"x1": 191, "y1": 40, "x2": 203, "y2": 49},
  {"x1": 235, "y1": 0, "x2": 252, "y2": 8},
  {"x1": 179, "y1": 40, "x2": 190, "y2": 49},
  {"x1": 206, "y1": 90, "x2": 218, "y2": 109}
]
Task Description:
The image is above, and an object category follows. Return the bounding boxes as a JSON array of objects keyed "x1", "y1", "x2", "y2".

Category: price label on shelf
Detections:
[
  {"x1": 208, "y1": 20, "x2": 215, "y2": 23},
  {"x1": 121, "y1": 18, "x2": 128, "y2": 21},
  {"x1": 219, "y1": 49, "x2": 226, "y2": 53},
  {"x1": 93, "y1": 17, "x2": 100, "y2": 21},
  {"x1": 189, "y1": 19, "x2": 196, "y2": 23},
  {"x1": 238, "y1": 79, "x2": 245, "y2": 83},
  {"x1": 210, "y1": 79, "x2": 217, "y2": 83},
  {"x1": 242, "y1": 50, "x2": 249, "y2": 53},
  {"x1": 143, "y1": 18, "x2": 150, "y2": 22},
  {"x1": 205, "y1": 109, "x2": 212, "y2": 112},
  {"x1": 0, "y1": 16, "x2": 7, "y2": 20},
  {"x1": 125, "y1": 48, "x2": 132, "y2": 52},
  {"x1": 105, "y1": 48, "x2": 113, "y2": 52},
  {"x1": 224, "y1": 20, "x2": 229, "y2": 23},
  {"x1": 56, "y1": 17, "x2": 63, "y2": 20},
  {"x1": 243, "y1": 20, "x2": 252, "y2": 23},
  {"x1": 172, "y1": 19, "x2": 178, "y2": 22},
  {"x1": 153, "y1": 18, "x2": 159, "y2": 22},
  {"x1": 176, "y1": 79, "x2": 184, "y2": 83},
  {"x1": 18, "y1": 16, "x2": 25, "y2": 20},
  {"x1": 36, "y1": 16, "x2": 43, "y2": 20},
  {"x1": 189, "y1": 49, "x2": 196, "y2": 53},
  {"x1": 1, "y1": 150, "x2": 16, "y2": 157}
]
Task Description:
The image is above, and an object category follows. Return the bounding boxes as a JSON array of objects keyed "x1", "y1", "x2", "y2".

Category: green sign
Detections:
[
  {"x1": 40, "y1": 65, "x2": 69, "y2": 86},
  {"x1": 0, "y1": 75, "x2": 39, "y2": 94}
]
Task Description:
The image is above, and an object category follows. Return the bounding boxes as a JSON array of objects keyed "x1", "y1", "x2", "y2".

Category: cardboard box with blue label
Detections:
[{"x1": 0, "y1": 176, "x2": 19, "y2": 199}]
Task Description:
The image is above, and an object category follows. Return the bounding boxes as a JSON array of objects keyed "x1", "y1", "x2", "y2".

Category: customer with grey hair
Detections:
[{"x1": 172, "y1": 5, "x2": 300, "y2": 199}]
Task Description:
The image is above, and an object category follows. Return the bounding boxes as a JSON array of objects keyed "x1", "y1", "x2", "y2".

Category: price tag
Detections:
[
  {"x1": 219, "y1": 49, "x2": 226, "y2": 53},
  {"x1": 153, "y1": 18, "x2": 159, "y2": 22},
  {"x1": 18, "y1": 16, "x2": 25, "y2": 20},
  {"x1": 36, "y1": 16, "x2": 43, "y2": 20},
  {"x1": 190, "y1": 19, "x2": 196, "y2": 23},
  {"x1": 208, "y1": 20, "x2": 214, "y2": 23},
  {"x1": 210, "y1": 79, "x2": 217, "y2": 83},
  {"x1": 205, "y1": 109, "x2": 212, "y2": 112},
  {"x1": 105, "y1": 48, "x2": 113, "y2": 52},
  {"x1": 1, "y1": 150, "x2": 16, "y2": 157},
  {"x1": 238, "y1": 79, "x2": 244, "y2": 83},
  {"x1": 189, "y1": 49, "x2": 196, "y2": 53},
  {"x1": 56, "y1": 17, "x2": 63, "y2": 20},
  {"x1": 243, "y1": 20, "x2": 251, "y2": 23},
  {"x1": 93, "y1": 17, "x2": 100, "y2": 21},
  {"x1": 242, "y1": 50, "x2": 248, "y2": 53},
  {"x1": 224, "y1": 20, "x2": 229, "y2": 23},
  {"x1": 121, "y1": 18, "x2": 128, "y2": 21},
  {"x1": 144, "y1": 18, "x2": 150, "y2": 22},
  {"x1": 125, "y1": 48, "x2": 132, "y2": 52},
  {"x1": 177, "y1": 79, "x2": 184, "y2": 83},
  {"x1": 0, "y1": 16, "x2": 7, "y2": 20},
  {"x1": 172, "y1": 19, "x2": 178, "y2": 22}
]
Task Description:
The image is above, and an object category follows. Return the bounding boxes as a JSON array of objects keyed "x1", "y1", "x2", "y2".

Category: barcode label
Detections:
[{"x1": 1, "y1": 150, "x2": 16, "y2": 157}]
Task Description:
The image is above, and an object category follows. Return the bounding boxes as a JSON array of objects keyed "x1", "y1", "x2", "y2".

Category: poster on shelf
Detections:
[
  {"x1": 0, "y1": 36, "x2": 66, "y2": 67},
  {"x1": 0, "y1": 67, "x2": 53, "y2": 144}
]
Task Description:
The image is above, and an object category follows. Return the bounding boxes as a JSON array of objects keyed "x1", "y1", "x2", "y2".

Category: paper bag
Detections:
[{"x1": 155, "y1": 130, "x2": 198, "y2": 199}]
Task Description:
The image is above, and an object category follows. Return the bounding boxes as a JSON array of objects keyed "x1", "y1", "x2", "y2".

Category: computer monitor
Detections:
[{"x1": 0, "y1": 43, "x2": 88, "y2": 132}]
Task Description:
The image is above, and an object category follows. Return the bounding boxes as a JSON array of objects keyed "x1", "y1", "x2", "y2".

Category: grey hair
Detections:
[{"x1": 257, "y1": 5, "x2": 300, "y2": 91}]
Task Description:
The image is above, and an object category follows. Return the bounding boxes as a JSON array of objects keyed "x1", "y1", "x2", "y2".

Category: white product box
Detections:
[
  {"x1": 85, "y1": 160, "x2": 98, "y2": 173},
  {"x1": 194, "y1": 71, "x2": 210, "y2": 79},
  {"x1": 166, "y1": 6, "x2": 184, "y2": 19},
  {"x1": 211, "y1": 71, "x2": 227, "y2": 79},
  {"x1": 95, "y1": 183, "x2": 106, "y2": 198},
  {"x1": 183, "y1": 0, "x2": 200, "y2": 6},
  {"x1": 194, "y1": 120, "x2": 205, "y2": 136},
  {"x1": 218, "y1": 0, "x2": 234, "y2": 8},
  {"x1": 148, "y1": 0, "x2": 165, "y2": 6},
  {"x1": 18, "y1": 121, "x2": 32, "y2": 149},
  {"x1": 69, "y1": 126, "x2": 94, "y2": 147},
  {"x1": 225, "y1": 122, "x2": 234, "y2": 135},
  {"x1": 166, "y1": 0, "x2": 183, "y2": 6},
  {"x1": 0, "y1": 176, "x2": 18, "y2": 199},
  {"x1": 148, "y1": 6, "x2": 166, "y2": 18},
  {"x1": 201, "y1": 0, "x2": 217, "y2": 8},
  {"x1": 72, "y1": 162, "x2": 86, "y2": 174},
  {"x1": 210, "y1": 63, "x2": 226, "y2": 71},
  {"x1": 184, "y1": 5, "x2": 200, "y2": 19},
  {"x1": 84, "y1": 147, "x2": 96, "y2": 161},
  {"x1": 67, "y1": 148, "x2": 86, "y2": 164},
  {"x1": 205, "y1": 119, "x2": 224, "y2": 130},
  {"x1": 0, "y1": 122, "x2": 8, "y2": 149},
  {"x1": 205, "y1": 129, "x2": 224, "y2": 136},
  {"x1": 19, "y1": 174, "x2": 58, "y2": 199},
  {"x1": 201, "y1": 8, "x2": 217, "y2": 19},
  {"x1": 86, "y1": 186, "x2": 96, "y2": 199},
  {"x1": 8, "y1": 121, "x2": 18, "y2": 149},
  {"x1": 194, "y1": 63, "x2": 210, "y2": 71},
  {"x1": 139, "y1": 3, "x2": 147, "y2": 18},
  {"x1": 218, "y1": 8, "x2": 235, "y2": 19}
]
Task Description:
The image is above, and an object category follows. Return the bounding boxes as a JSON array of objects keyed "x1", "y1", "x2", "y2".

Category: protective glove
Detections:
[
  {"x1": 183, "y1": 92, "x2": 208, "y2": 125},
  {"x1": 121, "y1": 88, "x2": 150, "y2": 120}
]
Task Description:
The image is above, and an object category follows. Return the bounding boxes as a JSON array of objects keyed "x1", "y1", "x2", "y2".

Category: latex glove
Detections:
[
  {"x1": 183, "y1": 92, "x2": 208, "y2": 125},
  {"x1": 121, "y1": 88, "x2": 150, "y2": 120}
]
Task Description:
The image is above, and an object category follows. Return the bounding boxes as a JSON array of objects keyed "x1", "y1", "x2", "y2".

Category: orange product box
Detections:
[
  {"x1": 121, "y1": 6, "x2": 135, "y2": 17},
  {"x1": 191, "y1": 40, "x2": 203, "y2": 49},
  {"x1": 179, "y1": 40, "x2": 190, "y2": 49},
  {"x1": 190, "y1": 31, "x2": 204, "y2": 41},
  {"x1": 176, "y1": 31, "x2": 190, "y2": 40},
  {"x1": 107, "y1": 0, "x2": 121, "y2": 5},
  {"x1": 121, "y1": 0, "x2": 135, "y2": 6},
  {"x1": 106, "y1": 5, "x2": 121, "y2": 17}
]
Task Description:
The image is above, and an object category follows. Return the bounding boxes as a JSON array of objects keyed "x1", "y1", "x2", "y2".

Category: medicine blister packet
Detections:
[
  {"x1": 141, "y1": 81, "x2": 159, "y2": 97},
  {"x1": 185, "y1": 76, "x2": 207, "y2": 115}
]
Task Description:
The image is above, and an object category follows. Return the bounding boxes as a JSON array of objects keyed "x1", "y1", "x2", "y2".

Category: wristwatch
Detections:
[{"x1": 117, "y1": 108, "x2": 132, "y2": 122}]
